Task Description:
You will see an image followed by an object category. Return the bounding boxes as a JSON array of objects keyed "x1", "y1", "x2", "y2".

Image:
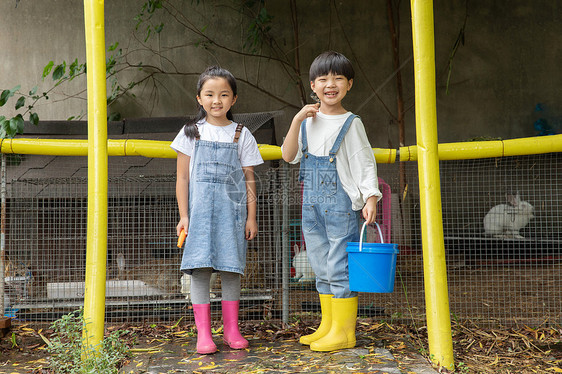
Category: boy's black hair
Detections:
[
  {"x1": 184, "y1": 66, "x2": 238, "y2": 139},
  {"x1": 309, "y1": 51, "x2": 355, "y2": 82}
]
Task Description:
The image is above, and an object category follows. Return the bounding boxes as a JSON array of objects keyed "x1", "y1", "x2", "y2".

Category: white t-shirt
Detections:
[
  {"x1": 171, "y1": 120, "x2": 264, "y2": 176},
  {"x1": 283, "y1": 111, "x2": 382, "y2": 211}
]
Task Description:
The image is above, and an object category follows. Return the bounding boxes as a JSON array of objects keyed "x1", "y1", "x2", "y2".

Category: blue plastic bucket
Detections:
[{"x1": 347, "y1": 222, "x2": 399, "y2": 293}]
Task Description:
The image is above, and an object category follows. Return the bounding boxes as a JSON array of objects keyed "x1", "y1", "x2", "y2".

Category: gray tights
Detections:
[{"x1": 190, "y1": 268, "x2": 241, "y2": 304}]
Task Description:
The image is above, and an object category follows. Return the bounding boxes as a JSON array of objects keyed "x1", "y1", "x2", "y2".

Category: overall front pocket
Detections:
[
  {"x1": 196, "y1": 161, "x2": 235, "y2": 184},
  {"x1": 325, "y1": 210, "x2": 352, "y2": 239}
]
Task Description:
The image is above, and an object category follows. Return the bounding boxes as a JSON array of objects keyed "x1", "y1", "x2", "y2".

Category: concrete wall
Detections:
[{"x1": 1, "y1": 1, "x2": 561, "y2": 147}]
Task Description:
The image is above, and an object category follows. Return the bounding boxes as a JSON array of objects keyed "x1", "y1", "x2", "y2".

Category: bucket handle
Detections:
[{"x1": 359, "y1": 221, "x2": 385, "y2": 252}]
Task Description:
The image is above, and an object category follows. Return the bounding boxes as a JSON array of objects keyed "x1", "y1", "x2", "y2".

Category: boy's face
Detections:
[{"x1": 310, "y1": 73, "x2": 353, "y2": 110}]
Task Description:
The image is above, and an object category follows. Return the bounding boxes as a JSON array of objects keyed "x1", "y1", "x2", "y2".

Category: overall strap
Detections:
[
  {"x1": 233, "y1": 124, "x2": 244, "y2": 143},
  {"x1": 329, "y1": 114, "x2": 358, "y2": 160},
  {"x1": 300, "y1": 119, "x2": 309, "y2": 154}
]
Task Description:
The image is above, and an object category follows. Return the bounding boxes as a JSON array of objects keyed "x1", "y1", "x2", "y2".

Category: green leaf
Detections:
[
  {"x1": 15, "y1": 96, "x2": 25, "y2": 110},
  {"x1": 52, "y1": 62, "x2": 66, "y2": 80},
  {"x1": 29, "y1": 112, "x2": 39, "y2": 126},
  {"x1": 14, "y1": 114, "x2": 24, "y2": 134},
  {"x1": 29, "y1": 85, "x2": 38, "y2": 95},
  {"x1": 108, "y1": 42, "x2": 119, "y2": 51},
  {"x1": 0, "y1": 86, "x2": 19, "y2": 107},
  {"x1": 155, "y1": 23, "x2": 164, "y2": 33},
  {"x1": 0, "y1": 90, "x2": 11, "y2": 107},
  {"x1": 69, "y1": 59, "x2": 79, "y2": 77},
  {"x1": 9, "y1": 118, "x2": 19, "y2": 135},
  {"x1": 108, "y1": 111, "x2": 121, "y2": 121},
  {"x1": 147, "y1": 0, "x2": 162, "y2": 13},
  {"x1": 43, "y1": 61, "x2": 54, "y2": 79},
  {"x1": 8, "y1": 114, "x2": 24, "y2": 135},
  {"x1": 0, "y1": 121, "x2": 7, "y2": 139}
]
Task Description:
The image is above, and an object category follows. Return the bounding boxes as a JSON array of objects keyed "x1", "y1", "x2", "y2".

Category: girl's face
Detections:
[{"x1": 197, "y1": 77, "x2": 237, "y2": 126}]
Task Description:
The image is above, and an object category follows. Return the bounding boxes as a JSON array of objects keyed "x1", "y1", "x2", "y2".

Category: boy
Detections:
[{"x1": 282, "y1": 51, "x2": 381, "y2": 352}]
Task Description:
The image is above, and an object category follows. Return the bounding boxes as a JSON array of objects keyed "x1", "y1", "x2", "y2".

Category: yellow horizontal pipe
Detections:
[
  {"x1": 400, "y1": 134, "x2": 562, "y2": 161},
  {"x1": 1, "y1": 139, "x2": 90, "y2": 156},
  {"x1": 374, "y1": 148, "x2": 396, "y2": 164},
  {"x1": 3, "y1": 136, "x2": 561, "y2": 162},
  {"x1": 0, "y1": 138, "x2": 398, "y2": 163},
  {"x1": 0, "y1": 139, "x2": 177, "y2": 158},
  {"x1": 258, "y1": 144, "x2": 282, "y2": 161}
]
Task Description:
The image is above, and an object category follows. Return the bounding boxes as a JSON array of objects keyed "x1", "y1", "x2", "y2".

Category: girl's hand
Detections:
[
  {"x1": 362, "y1": 196, "x2": 378, "y2": 225},
  {"x1": 245, "y1": 218, "x2": 258, "y2": 240},
  {"x1": 294, "y1": 103, "x2": 320, "y2": 123},
  {"x1": 177, "y1": 217, "x2": 189, "y2": 237}
]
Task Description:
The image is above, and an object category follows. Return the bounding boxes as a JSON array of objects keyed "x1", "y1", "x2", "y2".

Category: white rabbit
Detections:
[
  {"x1": 483, "y1": 193, "x2": 535, "y2": 239},
  {"x1": 180, "y1": 272, "x2": 218, "y2": 301},
  {"x1": 292, "y1": 244, "x2": 315, "y2": 283}
]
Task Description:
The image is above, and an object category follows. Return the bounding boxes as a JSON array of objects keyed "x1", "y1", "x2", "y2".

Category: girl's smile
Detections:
[{"x1": 197, "y1": 77, "x2": 237, "y2": 126}]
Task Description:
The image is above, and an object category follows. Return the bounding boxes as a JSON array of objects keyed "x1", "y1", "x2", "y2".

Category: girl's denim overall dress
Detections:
[
  {"x1": 181, "y1": 125, "x2": 247, "y2": 275},
  {"x1": 299, "y1": 114, "x2": 360, "y2": 298}
]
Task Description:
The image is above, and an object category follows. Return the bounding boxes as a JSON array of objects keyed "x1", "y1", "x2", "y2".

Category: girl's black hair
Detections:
[
  {"x1": 309, "y1": 51, "x2": 355, "y2": 82},
  {"x1": 184, "y1": 66, "x2": 238, "y2": 139}
]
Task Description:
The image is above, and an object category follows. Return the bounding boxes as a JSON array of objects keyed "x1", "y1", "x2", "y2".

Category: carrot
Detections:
[{"x1": 177, "y1": 229, "x2": 187, "y2": 248}]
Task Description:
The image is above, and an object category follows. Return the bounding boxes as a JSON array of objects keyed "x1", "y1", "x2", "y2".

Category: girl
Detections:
[{"x1": 171, "y1": 66, "x2": 263, "y2": 354}]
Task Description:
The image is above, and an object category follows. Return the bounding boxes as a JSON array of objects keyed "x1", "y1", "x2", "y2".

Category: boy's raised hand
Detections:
[
  {"x1": 295, "y1": 103, "x2": 320, "y2": 122},
  {"x1": 282, "y1": 103, "x2": 320, "y2": 163}
]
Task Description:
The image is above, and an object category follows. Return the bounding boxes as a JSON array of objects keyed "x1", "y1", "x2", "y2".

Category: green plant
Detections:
[
  {"x1": 45, "y1": 310, "x2": 130, "y2": 374},
  {"x1": 456, "y1": 361, "x2": 470, "y2": 373},
  {"x1": 10, "y1": 332, "x2": 18, "y2": 348},
  {"x1": 0, "y1": 85, "x2": 40, "y2": 138}
]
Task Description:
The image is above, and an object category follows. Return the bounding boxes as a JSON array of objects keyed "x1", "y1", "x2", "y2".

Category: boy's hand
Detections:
[
  {"x1": 362, "y1": 196, "x2": 378, "y2": 224},
  {"x1": 245, "y1": 218, "x2": 258, "y2": 240},
  {"x1": 294, "y1": 103, "x2": 320, "y2": 123}
]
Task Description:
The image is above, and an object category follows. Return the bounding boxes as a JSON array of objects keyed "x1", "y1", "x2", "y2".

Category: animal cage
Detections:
[
  {"x1": 2, "y1": 150, "x2": 562, "y2": 328},
  {"x1": 3, "y1": 156, "x2": 281, "y2": 323}
]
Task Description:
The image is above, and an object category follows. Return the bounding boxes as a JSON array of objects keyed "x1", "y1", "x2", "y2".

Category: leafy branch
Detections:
[{"x1": 132, "y1": 0, "x2": 307, "y2": 108}]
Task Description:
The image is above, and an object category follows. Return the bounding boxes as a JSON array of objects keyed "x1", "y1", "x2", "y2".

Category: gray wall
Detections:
[{"x1": 1, "y1": 1, "x2": 561, "y2": 147}]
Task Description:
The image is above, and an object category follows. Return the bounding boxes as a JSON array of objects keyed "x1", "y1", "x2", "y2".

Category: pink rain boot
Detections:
[
  {"x1": 221, "y1": 300, "x2": 249, "y2": 349},
  {"x1": 193, "y1": 303, "x2": 217, "y2": 354}
]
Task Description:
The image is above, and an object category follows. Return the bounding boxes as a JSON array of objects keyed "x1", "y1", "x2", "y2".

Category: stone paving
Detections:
[{"x1": 120, "y1": 335, "x2": 437, "y2": 374}]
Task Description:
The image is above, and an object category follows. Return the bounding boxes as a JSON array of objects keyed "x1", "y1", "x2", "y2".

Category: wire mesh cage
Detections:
[
  {"x1": 2, "y1": 151, "x2": 562, "y2": 328},
  {"x1": 3, "y1": 155, "x2": 280, "y2": 323}
]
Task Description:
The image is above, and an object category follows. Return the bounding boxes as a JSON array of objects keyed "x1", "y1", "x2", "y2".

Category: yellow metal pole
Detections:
[
  {"x1": 410, "y1": 0, "x2": 454, "y2": 370},
  {"x1": 82, "y1": 0, "x2": 108, "y2": 354}
]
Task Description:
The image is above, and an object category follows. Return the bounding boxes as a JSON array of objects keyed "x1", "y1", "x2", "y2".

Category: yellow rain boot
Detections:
[
  {"x1": 310, "y1": 296, "x2": 358, "y2": 352},
  {"x1": 299, "y1": 294, "x2": 333, "y2": 345}
]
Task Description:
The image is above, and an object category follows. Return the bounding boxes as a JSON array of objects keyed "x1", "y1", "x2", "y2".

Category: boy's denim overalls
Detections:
[{"x1": 299, "y1": 114, "x2": 360, "y2": 298}]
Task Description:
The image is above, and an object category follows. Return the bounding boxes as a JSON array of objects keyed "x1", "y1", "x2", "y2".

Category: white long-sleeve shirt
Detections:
[{"x1": 283, "y1": 111, "x2": 382, "y2": 211}]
